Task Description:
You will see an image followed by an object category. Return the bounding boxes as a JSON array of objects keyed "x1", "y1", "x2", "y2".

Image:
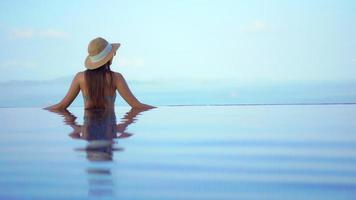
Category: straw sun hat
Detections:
[{"x1": 84, "y1": 37, "x2": 121, "y2": 70}]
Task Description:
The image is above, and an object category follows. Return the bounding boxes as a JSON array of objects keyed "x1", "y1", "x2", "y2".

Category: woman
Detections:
[{"x1": 44, "y1": 37, "x2": 154, "y2": 110}]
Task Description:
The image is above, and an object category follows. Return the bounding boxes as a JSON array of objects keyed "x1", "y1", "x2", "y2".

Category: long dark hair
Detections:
[{"x1": 84, "y1": 60, "x2": 115, "y2": 109}]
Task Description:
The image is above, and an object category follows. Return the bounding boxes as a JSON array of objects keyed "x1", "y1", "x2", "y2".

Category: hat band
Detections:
[{"x1": 89, "y1": 43, "x2": 112, "y2": 63}]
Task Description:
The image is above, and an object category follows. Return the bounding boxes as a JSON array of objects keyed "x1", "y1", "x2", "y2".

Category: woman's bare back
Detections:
[{"x1": 78, "y1": 72, "x2": 117, "y2": 109}]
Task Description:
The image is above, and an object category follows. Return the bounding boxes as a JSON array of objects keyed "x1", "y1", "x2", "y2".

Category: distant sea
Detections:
[{"x1": 0, "y1": 77, "x2": 355, "y2": 107}]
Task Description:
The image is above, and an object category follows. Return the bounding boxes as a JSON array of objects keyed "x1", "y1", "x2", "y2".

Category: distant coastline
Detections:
[{"x1": 1, "y1": 78, "x2": 355, "y2": 108}]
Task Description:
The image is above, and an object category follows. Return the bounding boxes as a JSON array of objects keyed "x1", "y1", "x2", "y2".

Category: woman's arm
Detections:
[
  {"x1": 115, "y1": 73, "x2": 155, "y2": 109},
  {"x1": 44, "y1": 73, "x2": 81, "y2": 111}
]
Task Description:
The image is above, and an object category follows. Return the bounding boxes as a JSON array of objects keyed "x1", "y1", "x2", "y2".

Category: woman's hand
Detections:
[
  {"x1": 43, "y1": 103, "x2": 64, "y2": 111},
  {"x1": 135, "y1": 104, "x2": 156, "y2": 110}
]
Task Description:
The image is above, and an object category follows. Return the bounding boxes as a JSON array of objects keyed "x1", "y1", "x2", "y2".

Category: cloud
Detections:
[
  {"x1": 10, "y1": 28, "x2": 34, "y2": 39},
  {"x1": 38, "y1": 29, "x2": 69, "y2": 38},
  {"x1": 118, "y1": 56, "x2": 145, "y2": 68},
  {"x1": 0, "y1": 60, "x2": 37, "y2": 69},
  {"x1": 242, "y1": 20, "x2": 268, "y2": 33},
  {"x1": 353, "y1": 58, "x2": 356, "y2": 64},
  {"x1": 9, "y1": 28, "x2": 69, "y2": 39}
]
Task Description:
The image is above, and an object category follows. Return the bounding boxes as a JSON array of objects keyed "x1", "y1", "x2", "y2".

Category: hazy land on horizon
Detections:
[{"x1": 1, "y1": 77, "x2": 355, "y2": 108}]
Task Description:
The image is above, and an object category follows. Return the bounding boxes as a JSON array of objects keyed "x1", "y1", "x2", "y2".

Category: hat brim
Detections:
[{"x1": 84, "y1": 43, "x2": 120, "y2": 70}]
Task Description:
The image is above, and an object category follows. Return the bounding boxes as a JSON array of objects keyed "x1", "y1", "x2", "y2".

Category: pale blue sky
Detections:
[{"x1": 0, "y1": 0, "x2": 355, "y2": 82}]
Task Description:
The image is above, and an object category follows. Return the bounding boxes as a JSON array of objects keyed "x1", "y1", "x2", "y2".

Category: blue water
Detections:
[{"x1": 1, "y1": 105, "x2": 356, "y2": 199}]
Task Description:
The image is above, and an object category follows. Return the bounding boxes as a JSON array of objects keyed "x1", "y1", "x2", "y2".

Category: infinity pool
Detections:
[{"x1": 1, "y1": 105, "x2": 356, "y2": 200}]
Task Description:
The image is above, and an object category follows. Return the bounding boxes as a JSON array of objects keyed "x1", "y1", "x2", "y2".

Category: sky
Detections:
[{"x1": 0, "y1": 0, "x2": 355, "y2": 83}]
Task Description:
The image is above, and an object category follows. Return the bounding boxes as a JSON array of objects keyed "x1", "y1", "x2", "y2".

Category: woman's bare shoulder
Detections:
[
  {"x1": 74, "y1": 71, "x2": 85, "y2": 83},
  {"x1": 75, "y1": 71, "x2": 84, "y2": 79},
  {"x1": 111, "y1": 71, "x2": 124, "y2": 81},
  {"x1": 76, "y1": 71, "x2": 85, "y2": 76}
]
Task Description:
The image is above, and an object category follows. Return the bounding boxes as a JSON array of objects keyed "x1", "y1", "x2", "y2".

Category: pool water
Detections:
[{"x1": 0, "y1": 105, "x2": 356, "y2": 200}]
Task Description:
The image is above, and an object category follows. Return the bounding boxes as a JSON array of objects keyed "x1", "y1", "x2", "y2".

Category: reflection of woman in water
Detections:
[
  {"x1": 52, "y1": 108, "x2": 148, "y2": 161},
  {"x1": 44, "y1": 37, "x2": 155, "y2": 111},
  {"x1": 48, "y1": 108, "x2": 150, "y2": 197}
]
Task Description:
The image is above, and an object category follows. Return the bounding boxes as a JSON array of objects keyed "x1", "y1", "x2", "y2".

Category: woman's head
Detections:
[
  {"x1": 84, "y1": 37, "x2": 120, "y2": 70},
  {"x1": 84, "y1": 37, "x2": 120, "y2": 109}
]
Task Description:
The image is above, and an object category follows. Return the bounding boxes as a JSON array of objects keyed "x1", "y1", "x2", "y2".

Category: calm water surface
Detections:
[{"x1": 0, "y1": 105, "x2": 356, "y2": 200}]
